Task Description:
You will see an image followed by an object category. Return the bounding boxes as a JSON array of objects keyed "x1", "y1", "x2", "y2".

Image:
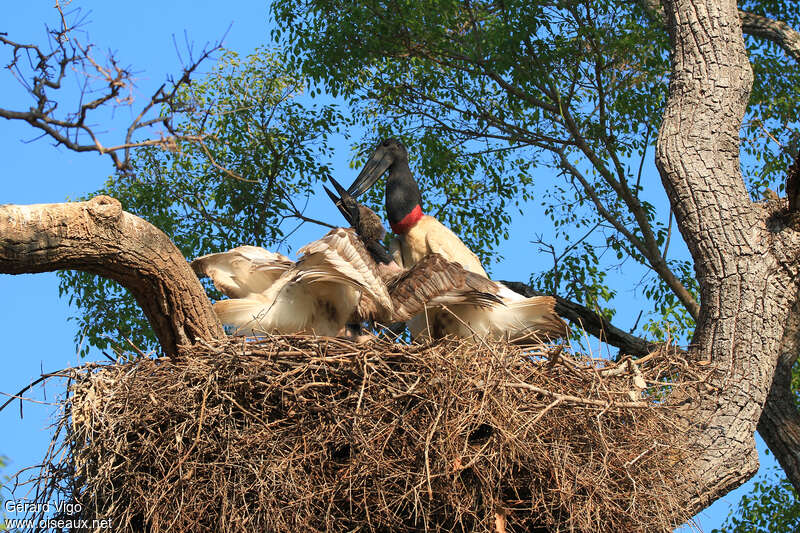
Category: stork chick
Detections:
[{"x1": 191, "y1": 231, "x2": 392, "y2": 337}]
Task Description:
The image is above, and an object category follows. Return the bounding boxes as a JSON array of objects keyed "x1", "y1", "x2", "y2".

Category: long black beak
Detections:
[
  {"x1": 324, "y1": 176, "x2": 360, "y2": 227},
  {"x1": 347, "y1": 146, "x2": 393, "y2": 198}
]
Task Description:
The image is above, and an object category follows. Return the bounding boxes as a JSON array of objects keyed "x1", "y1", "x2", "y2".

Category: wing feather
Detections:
[
  {"x1": 489, "y1": 296, "x2": 569, "y2": 343},
  {"x1": 387, "y1": 254, "x2": 502, "y2": 322},
  {"x1": 296, "y1": 228, "x2": 393, "y2": 318},
  {"x1": 191, "y1": 246, "x2": 293, "y2": 298}
]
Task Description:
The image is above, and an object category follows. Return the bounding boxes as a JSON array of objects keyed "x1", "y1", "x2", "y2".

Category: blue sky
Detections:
[{"x1": 0, "y1": 2, "x2": 778, "y2": 530}]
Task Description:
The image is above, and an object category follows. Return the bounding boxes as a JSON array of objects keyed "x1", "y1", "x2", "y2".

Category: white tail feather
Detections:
[
  {"x1": 213, "y1": 298, "x2": 271, "y2": 335},
  {"x1": 496, "y1": 296, "x2": 567, "y2": 340}
]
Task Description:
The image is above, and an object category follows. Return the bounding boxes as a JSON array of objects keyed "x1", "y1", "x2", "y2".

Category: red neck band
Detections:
[{"x1": 390, "y1": 204, "x2": 423, "y2": 234}]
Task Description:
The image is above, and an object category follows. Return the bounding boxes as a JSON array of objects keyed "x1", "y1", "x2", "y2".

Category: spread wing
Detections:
[
  {"x1": 191, "y1": 245, "x2": 293, "y2": 298},
  {"x1": 295, "y1": 228, "x2": 393, "y2": 319},
  {"x1": 387, "y1": 253, "x2": 502, "y2": 322}
]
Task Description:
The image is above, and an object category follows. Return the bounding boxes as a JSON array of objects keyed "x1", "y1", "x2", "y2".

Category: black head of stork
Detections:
[
  {"x1": 347, "y1": 138, "x2": 423, "y2": 235},
  {"x1": 324, "y1": 176, "x2": 395, "y2": 265}
]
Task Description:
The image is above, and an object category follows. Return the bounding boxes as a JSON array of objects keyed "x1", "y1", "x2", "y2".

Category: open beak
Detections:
[
  {"x1": 347, "y1": 146, "x2": 393, "y2": 198},
  {"x1": 324, "y1": 176, "x2": 360, "y2": 227}
]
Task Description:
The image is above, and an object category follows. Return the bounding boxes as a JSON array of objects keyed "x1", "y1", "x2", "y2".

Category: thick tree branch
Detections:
[
  {"x1": 501, "y1": 280, "x2": 657, "y2": 356},
  {"x1": 0, "y1": 196, "x2": 225, "y2": 356},
  {"x1": 641, "y1": 0, "x2": 800, "y2": 62},
  {"x1": 740, "y1": 11, "x2": 800, "y2": 62},
  {"x1": 758, "y1": 348, "x2": 800, "y2": 493},
  {"x1": 753, "y1": 276, "x2": 800, "y2": 492}
]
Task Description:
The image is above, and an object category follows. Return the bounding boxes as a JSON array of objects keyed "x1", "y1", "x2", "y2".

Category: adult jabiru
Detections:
[
  {"x1": 346, "y1": 138, "x2": 488, "y2": 277},
  {"x1": 326, "y1": 175, "x2": 568, "y2": 343}
]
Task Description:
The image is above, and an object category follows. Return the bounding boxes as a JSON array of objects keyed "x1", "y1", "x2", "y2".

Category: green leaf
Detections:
[{"x1": 58, "y1": 47, "x2": 347, "y2": 356}]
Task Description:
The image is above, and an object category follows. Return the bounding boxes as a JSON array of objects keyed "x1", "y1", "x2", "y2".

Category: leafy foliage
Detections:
[
  {"x1": 270, "y1": 0, "x2": 799, "y2": 341},
  {"x1": 712, "y1": 463, "x2": 800, "y2": 533},
  {"x1": 58, "y1": 48, "x2": 346, "y2": 356},
  {"x1": 271, "y1": 0, "x2": 702, "y2": 335}
]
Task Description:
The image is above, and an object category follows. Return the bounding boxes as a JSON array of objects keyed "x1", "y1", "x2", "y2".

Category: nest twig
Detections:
[{"x1": 25, "y1": 335, "x2": 701, "y2": 532}]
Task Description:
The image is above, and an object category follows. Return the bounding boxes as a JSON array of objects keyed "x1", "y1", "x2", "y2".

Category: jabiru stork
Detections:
[
  {"x1": 325, "y1": 175, "x2": 568, "y2": 343},
  {"x1": 346, "y1": 138, "x2": 488, "y2": 277},
  {"x1": 191, "y1": 231, "x2": 393, "y2": 337},
  {"x1": 191, "y1": 226, "x2": 497, "y2": 338}
]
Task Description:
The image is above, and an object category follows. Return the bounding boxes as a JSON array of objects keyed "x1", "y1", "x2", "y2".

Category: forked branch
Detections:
[{"x1": 0, "y1": 7, "x2": 223, "y2": 172}]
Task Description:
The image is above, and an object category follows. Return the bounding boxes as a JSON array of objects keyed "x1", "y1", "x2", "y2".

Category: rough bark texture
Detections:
[
  {"x1": 0, "y1": 196, "x2": 224, "y2": 357},
  {"x1": 645, "y1": 0, "x2": 800, "y2": 496},
  {"x1": 757, "y1": 297, "x2": 800, "y2": 492},
  {"x1": 740, "y1": 10, "x2": 800, "y2": 61},
  {"x1": 641, "y1": 0, "x2": 800, "y2": 61},
  {"x1": 656, "y1": 0, "x2": 800, "y2": 508}
]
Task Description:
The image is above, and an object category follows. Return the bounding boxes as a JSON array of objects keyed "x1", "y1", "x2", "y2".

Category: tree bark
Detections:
[
  {"x1": 740, "y1": 11, "x2": 800, "y2": 62},
  {"x1": 756, "y1": 294, "x2": 800, "y2": 492},
  {"x1": 656, "y1": 0, "x2": 800, "y2": 509},
  {"x1": 0, "y1": 196, "x2": 224, "y2": 357},
  {"x1": 641, "y1": 0, "x2": 800, "y2": 61},
  {"x1": 646, "y1": 0, "x2": 800, "y2": 494}
]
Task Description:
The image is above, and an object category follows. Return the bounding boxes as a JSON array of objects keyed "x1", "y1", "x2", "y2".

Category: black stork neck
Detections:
[{"x1": 385, "y1": 158, "x2": 423, "y2": 234}]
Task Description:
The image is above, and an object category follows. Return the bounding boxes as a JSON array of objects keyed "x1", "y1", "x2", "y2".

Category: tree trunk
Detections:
[
  {"x1": 757, "y1": 296, "x2": 800, "y2": 492},
  {"x1": 0, "y1": 196, "x2": 224, "y2": 357},
  {"x1": 656, "y1": 0, "x2": 800, "y2": 510},
  {"x1": 646, "y1": 0, "x2": 800, "y2": 493}
]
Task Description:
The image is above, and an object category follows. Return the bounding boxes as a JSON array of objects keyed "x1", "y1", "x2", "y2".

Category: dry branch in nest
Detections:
[{"x1": 31, "y1": 335, "x2": 703, "y2": 532}]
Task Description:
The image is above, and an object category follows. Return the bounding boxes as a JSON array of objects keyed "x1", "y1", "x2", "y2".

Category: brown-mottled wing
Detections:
[
  {"x1": 295, "y1": 228, "x2": 393, "y2": 319},
  {"x1": 387, "y1": 253, "x2": 503, "y2": 323},
  {"x1": 356, "y1": 204, "x2": 387, "y2": 243}
]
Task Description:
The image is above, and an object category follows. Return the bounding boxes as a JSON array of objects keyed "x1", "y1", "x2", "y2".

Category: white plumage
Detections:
[
  {"x1": 407, "y1": 281, "x2": 566, "y2": 344},
  {"x1": 191, "y1": 229, "x2": 391, "y2": 337}
]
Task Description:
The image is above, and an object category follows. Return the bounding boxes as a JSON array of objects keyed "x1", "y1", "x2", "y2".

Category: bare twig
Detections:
[{"x1": 0, "y1": 6, "x2": 224, "y2": 172}]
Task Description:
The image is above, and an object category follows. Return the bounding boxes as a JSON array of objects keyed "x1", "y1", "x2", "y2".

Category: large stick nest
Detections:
[{"x1": 35, "y1": 335, "x2": 702, "y2": 532}]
